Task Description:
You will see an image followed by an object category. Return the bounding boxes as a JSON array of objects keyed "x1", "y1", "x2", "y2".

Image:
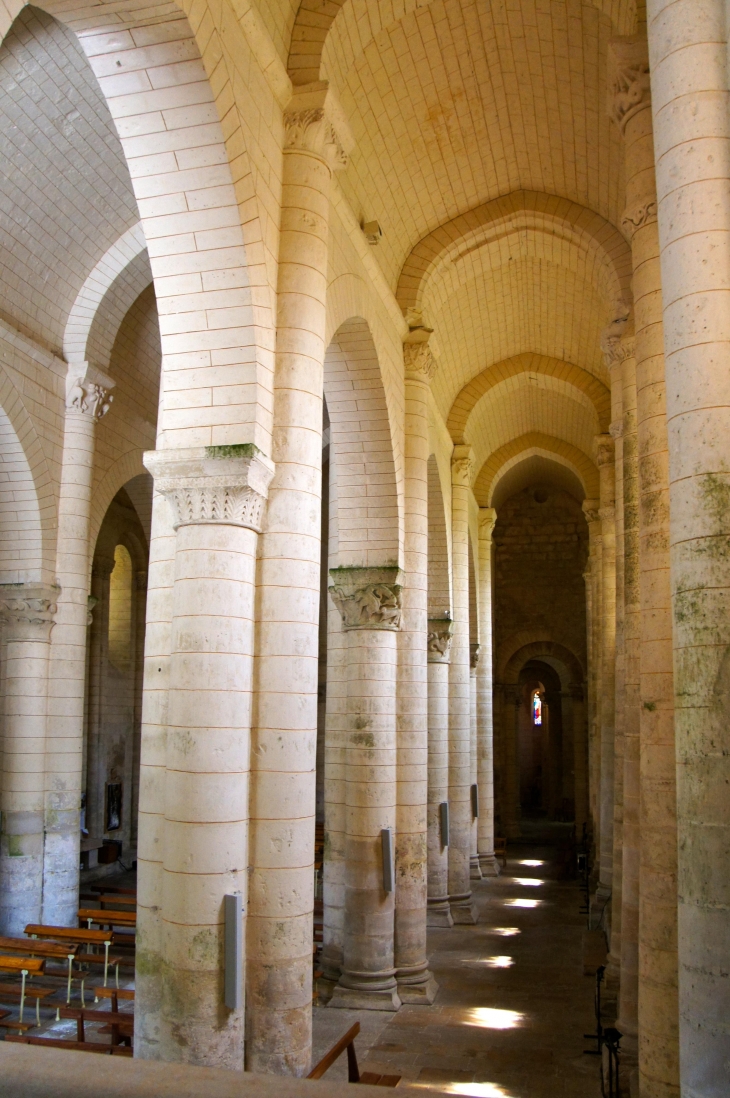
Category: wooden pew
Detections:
[
  {"x1": 25, "y1": 925, "x2": 123, "y2": 992},
  {"x1": 78, "y1": 908, "x2": 136, "y2": 930},
  {"x1": 0, "y1": 935, "x2": 79, "y2": 1005},
  {"x1": 89, "y1": 885, "x2": 136, "y2": 897},
  {"x1": 307, "y1": 1022, "x2": 401, "y2": 1087},
  {"x1": 92, "y1": 986, "x2": 134, "y2": 1009},
  {"x1": 59, "y1": 1005, "x2": 133, "y2": 1048},
  {"x1": 0, "y1": 955, "x2": 44, "y2": 1025},
  {"x1": 95, "y1": 894, "x2": 136, "y2": 910},
  {"x1": 5, "y1": 1033, "x2": 132, "y2": 1056}
]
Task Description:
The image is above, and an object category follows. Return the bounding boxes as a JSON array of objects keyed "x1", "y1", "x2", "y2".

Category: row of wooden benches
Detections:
[{"x1": 4, "y1": 988, "x2": 135, "y2": 1055}]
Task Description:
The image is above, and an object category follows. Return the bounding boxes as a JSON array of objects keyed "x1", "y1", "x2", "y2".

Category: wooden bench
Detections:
[
  {"x1": 78, "y1": 908, "x2": 136, "y2": 930},
  {"x1": 25, "y1": 925, "x2": 122, "y2": 992},
  {"x1": 0, "y1": 955, "x2": 44, "y2": 1025},
  {"x1": 92, "y1": 986, "x2": 134, "y2": 1009},
  {"x1": 0, "y1": 935, "x2": 79, "y2": 1005},
  {"x1": 95, "y1": 894, "x2": 136, "y2": 910},
  {"x1": 308, "y1": 1022, "x2": 401, "y2": 1087},
  {"x1": 0, "y1": 982, "x2": 58, "y2": 1026},
  {"x1": 59, "y1": 1006, "x2": 133, "y2": 1048},
  {"x1": 5, "y1": 1033, "x2": 132, "y2": 1056},
  {"x1": 90, "y1": 884, "x2": 136, "y2": 897}
]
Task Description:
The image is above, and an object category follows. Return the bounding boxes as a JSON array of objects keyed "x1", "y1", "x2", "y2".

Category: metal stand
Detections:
[
  {"x1": 583, "y1": 964, "x2": 606, "y2": 1055},
  {"x1": 602, "y1": 1027, "x2": 622, "y2": 1097}
]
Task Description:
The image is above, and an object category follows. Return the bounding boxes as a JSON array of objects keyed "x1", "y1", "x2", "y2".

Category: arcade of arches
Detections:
[{"x1": 0, "y1": 1, "x2": 726, "y2": 1096}]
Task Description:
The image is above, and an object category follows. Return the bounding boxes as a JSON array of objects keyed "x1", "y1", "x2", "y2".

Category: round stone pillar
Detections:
[
  {"x1": 448, "y1": 447, "x2": 477, "y2": 923},
  {"x1": 476, "y1": 509, "x2": 499, "y2": 876},
  {"x1": 609, "y1": 33, "x2": 680, "y2": 1096},
  {"x1": 395, "y1": 325, "x2": 438, "y2": 1004},
  {"x1": 648, "y1": 2, "x2": 730, "y2": 1093},
  {"x1": 328, "y1": 566, "x2": 403, "y2": 1012},
  {"x1": 426, "y1": 618, "x2": 453, "y2": 927},
  {"x1": 569, "y1": 683, "x2": 588, "y2": 836},
  {"x1": 594, "y1": 434, "x2": 617, "y2": 923},
  {"x1": 44, "y1": 367, "x2": 113, "y2": 925},
  {"x1": 469, "y1": 643, "x2": 481, "y2": 881},
  {"x1": 582, "y1": 500, "x2": 602, "y2": 868},
  {"x1": 0, "y1": 590, "x2": 56, "y2": 935},
  {"x1": 144, "y1": 446, "x2": 274, "y2": 1069},
  {"x1": 620, "y1": 335, "x2": 641, "y2": 1068},
  {"x1": 247, "y1": 89, "x2": 347, "y2": 1074},
  {"x1": 498, "y1": 683, "x2": 521, "y2": 840}
]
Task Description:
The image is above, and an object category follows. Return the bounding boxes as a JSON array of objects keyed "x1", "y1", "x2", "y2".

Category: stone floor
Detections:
[{"x1": 313, "y1": 829, "x2": 602, "y2": 1098}]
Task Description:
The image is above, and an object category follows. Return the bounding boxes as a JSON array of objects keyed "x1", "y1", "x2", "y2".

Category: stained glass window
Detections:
[{"x1": 533, "y1": 692, "x2": 542, "y2": 726}]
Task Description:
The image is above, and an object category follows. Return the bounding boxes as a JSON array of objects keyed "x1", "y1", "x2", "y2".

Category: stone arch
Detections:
[
  {"x1": 88, "y1": 449, "x2": 147, "y2": 570},
  {"x1": 0, "y1": 364, "x2": 55, "y2": 583},
  {"x1": 396, "y1": 190, "x2": 632, "y2": 317},
  {"x1": 500, "y1": 639, "x2": 585, "y2": 686},
  {"x1": 427, "y1": 454, "x2": 451, "y2": 619},
  {"x1": 1, "y1": 2, "x2": 272, "y2": 451},
  {"x1": 289, "y1": 0, "x2": 636, "y2": 88},
  {"x1": 324, "y1": 317, "x2": 400, "y2": 568},
  {"x1": 474, "y1": 432, "x2": 599, "y2": 506},
  {"x1": 447, "y1": 353, "x2": 611, "y2": 444},
  {"x1": 64, "y1": 223, "x2": 147, "y2": 365}
]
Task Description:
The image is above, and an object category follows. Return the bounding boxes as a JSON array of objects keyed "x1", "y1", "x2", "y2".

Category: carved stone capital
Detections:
[
  {"x1": 582, "y1": 499, "x2": 601, "y2": 526},
  {"x1": 427, "y1": 616, "x2": 453, "y2": 662},
  {"x1": 452, "y1": 445, "x2": 473, "y2": 488},
  {"x1": 599, "y1": 504, "x2": 616, "y2": 525},
  {"x1": 470, "y1": 642, "x2": 481, "y2": 670},
  {"x1": 329, "y1": 566, "x2": 404, "y2": 630},
  {"x1": 594, "y1": 433, "x2": 615, "y2": 467},
  {"x1": 600, "y1": 303, "x2": 632, "y2": 369},
  {"x1": 609, "y1": 420, "x2": 623, "y2": 440},
  {"x1": 144, "y1": 445, "x2": 275, "y2": 533},
  {"x1": 87, "y1": 595, "x2": 98, "y2": 626},
  {"x1": 479, "y1": 507, "x2": 497, "y2": 541},
  {"x1": 621, "y1": 200, "x2": 658, "y2": 242},
  {"x1": 0, "y1": 584, "x2": 58, "y2": 642},
  {"x1": 283, "y1": 89, "x2": 349, "y2": 170},
  {"x1": 608, "y1": 36, "x2": 651, "y2": 135},
  {"x1": 403, "y1": 341, "x2": 437, "y2": 383},
  {"x1": 66, "y1": 363, "x2": 115, "y2": 421}
]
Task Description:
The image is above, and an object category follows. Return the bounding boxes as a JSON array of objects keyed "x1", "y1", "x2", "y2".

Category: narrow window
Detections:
[
  {"x1": 532, "y1": 691, "x2": 542, "y2": 726},
  {"x1": 108, "y1": 543, "x2": 132, "y2": 672}
]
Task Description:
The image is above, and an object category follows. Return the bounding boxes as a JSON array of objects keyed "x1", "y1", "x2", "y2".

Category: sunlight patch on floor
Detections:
[
  {"x1": 504, "y1": 898, "x2": 542, "y2": 909},
  {"x1": 510, "y1": 877, "x2": 544, "y2": 887},
  {"x1": 462, "y1": 1007, "x2": 524, "y2": 1030}
]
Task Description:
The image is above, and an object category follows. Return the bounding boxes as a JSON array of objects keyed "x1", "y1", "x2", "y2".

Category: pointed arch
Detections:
[{"x1": 474, "y1": 432, "x2": 599, "y2": 506}]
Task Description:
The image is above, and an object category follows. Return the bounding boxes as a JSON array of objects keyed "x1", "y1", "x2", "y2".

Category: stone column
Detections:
[
  {"x1": 594, "y1": 435, "x2": 616, "y2": 930},
  {"x1": 469, "y1": 643, "x2": 481, "y2": 880},
  {"x1": 570, "y1": 683, "x2": 588, "y2": 836},
  {"x1": 395, "y1": 326, "x2": 437, "y2": 1004},
  {"x1": 143, "y1": 446, "x2": 273, "y2": 1069},
  {"x1": 0, "y1": 590, "x2": 56, "y2": 935},
  {"x1": 477, "y1": 509, "x2": 499, "y2": 876},
  {"x1": 582, "y1": 501, "x2": 602, "y2": 865},
  {"x1": 448, "y1": 447, "x2": 477, "y2": 923},
  {"x1": 648, "y1": 2, "x2": 730, "y2": 1092},
  {"x1": 247, "y1": 88, "x2": 347, "y2": 1074},
  {"x1": 426, "y1": 618, "x2": 453, "y2": 927},
  {"x1": 85, "y1": 557, "x2": 114, "y2": 846},
  {"x1": 320, "y1": 451, "x2": 346, "y2": 996},
  {"x1": 620, "y1": 336, "x2": 641, "y2": 1068},
  {"x1": 610, "y1": 34, "x2": 679, "y2": 1096},
  {"x1": 499, "y1": 684, "x2": 521, "y2": 840},
  {"x1": 43, "y1": 366, "x2": 114, "y2": 925},
  {"x1": 328, "y1": 566, "x2": 403, "y2": 1012}
]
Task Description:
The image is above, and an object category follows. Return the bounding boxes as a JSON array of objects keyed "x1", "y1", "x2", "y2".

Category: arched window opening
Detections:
[
  {"x1": 108, "y1": 544, "x2": 132, "y2": 672},
  {"x1": 533, "y1": 690, "x2": 542, "y2": 726}
]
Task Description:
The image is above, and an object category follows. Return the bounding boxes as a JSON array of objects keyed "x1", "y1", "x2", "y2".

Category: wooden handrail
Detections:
[{"x1": 307, "y1": 1021, "x2": 360, "y2": 1082}]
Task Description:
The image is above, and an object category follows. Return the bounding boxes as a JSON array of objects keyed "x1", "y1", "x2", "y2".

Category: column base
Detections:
[
  {"x1": 449, "y1": 893, "x2": 478, "y2": 924},
  {"x1": 427, "y1": 898, "x2": 454, "y2": 928},
  {"x1": 329, "y1": 983, "x2": 401, "y2": 1012},
  {"x1": 478, "y1": 853, "x2": 501, "y2": 877},
  {"x1": 590, "y1": 883, "x2": 611, "y2": 930},
  {"x1": 469, "y1": 855, "x2": 483, "y2": 880},
  {"x1": 396, "y1": 964, "x2": 438, "y2": 1005}
]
